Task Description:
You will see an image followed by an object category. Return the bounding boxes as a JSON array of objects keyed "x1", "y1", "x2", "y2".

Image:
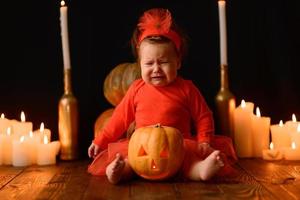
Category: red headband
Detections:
[{"x1": 137, "y1": 8, "x2": 181, "y2": 51}]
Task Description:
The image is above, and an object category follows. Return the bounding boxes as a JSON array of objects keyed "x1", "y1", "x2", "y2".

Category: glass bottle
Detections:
[
  {"x1": 215, "y1": 64, "x2": 236, "y2": 140},
  {"x1": 58, "y1": 68, "x2": 79, "y2": 160}
]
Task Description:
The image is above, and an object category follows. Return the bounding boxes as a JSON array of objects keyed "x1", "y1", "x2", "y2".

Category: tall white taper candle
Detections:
[
  {"x1": 60, "y1": 0, "x2": 71, "y2": 70},
  {"x1": 218, "y1": 0, "x2": 228, "y2": 66}
]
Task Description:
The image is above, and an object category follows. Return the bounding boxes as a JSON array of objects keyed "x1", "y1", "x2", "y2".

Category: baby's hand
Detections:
[{"x1": 88, "y1": 143, "x2": 100, "y2": 158}]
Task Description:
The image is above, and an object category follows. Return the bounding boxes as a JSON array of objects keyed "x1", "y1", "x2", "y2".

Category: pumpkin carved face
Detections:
[{"x1": 128, "y1": 124, "x2": 184, "y2": 180}]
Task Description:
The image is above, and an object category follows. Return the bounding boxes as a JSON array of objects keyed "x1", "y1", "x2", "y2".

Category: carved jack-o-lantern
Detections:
[{"x1": 128, "y1": 124, "x2": 185, "y2": 180}]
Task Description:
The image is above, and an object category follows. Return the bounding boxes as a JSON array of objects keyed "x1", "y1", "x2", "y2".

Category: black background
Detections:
[{"x1": 1, "y1": 0, "x2": 299, "y2": 158}]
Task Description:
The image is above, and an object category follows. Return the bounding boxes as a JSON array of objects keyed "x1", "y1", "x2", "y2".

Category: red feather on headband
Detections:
[
  {"x1": 138, "y1": 8, "x2": 172, "y2": 33},
  {"x1": 137, "y1": 8, "x2": 181, "y2": 51}
]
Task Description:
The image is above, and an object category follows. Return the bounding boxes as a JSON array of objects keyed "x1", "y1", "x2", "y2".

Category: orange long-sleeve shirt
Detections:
[{"x1": 94, "y1": 77, "x2": 214, "y2": 149}]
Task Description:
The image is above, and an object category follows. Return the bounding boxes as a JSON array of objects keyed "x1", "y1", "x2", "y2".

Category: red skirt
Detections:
[{"x1": 87, "y1": 135, "x2": 238, "y2": 179}]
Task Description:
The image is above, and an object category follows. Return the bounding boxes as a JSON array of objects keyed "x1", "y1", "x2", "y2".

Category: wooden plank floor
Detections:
[{"x1": 0, "y1": 159, "x2": 300, "y2": 200}]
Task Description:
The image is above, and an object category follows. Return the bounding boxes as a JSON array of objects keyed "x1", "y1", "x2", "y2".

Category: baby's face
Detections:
[{"x1": 139, "y1": 41, "x2": 181, "y2": 87}]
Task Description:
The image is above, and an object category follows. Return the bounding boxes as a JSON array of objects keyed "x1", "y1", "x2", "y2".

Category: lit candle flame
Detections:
[
  {"x1": 279, "y1": 120, "x2": 283, "y2": 127},
  {"x1": 241, "y1": 99, "x2": 246, "y2": 108},
  {"x1": 270, "y1": 142, "x2": 274, "y2": 150},
  {"x1": 292, "y1": 114, "x2": 297, "y2": 122},
  {"x1": 20, "y1": 136, "x2": 25, "y2": 143},
  {"x1": 7, "y1": 127, "x2": 11, "y2": 136},
  {"x1": 29, "y1": 131, "x2": 33, "y2": 138},
  {"x1": 61, "y1": 0, "x2": 65, "y2": 6},
  {"x1": 256, "y1": 107, "x2": 261, "y2": 117},
  {"x1": 292, "y1": 142, "x2": 296, "y2": 149},
  {"x1": 21, "y1": 111, "x2": 26, "y2": 122},
  {"x1": 40, "y1": 122, "x2": 45, "y2": 132},
  {"x1": 1, "y1": 113, "x2": 4, "y2": 119},
  {"x1": 43, "y1": 135, "x2": 49, "y2": 144}
]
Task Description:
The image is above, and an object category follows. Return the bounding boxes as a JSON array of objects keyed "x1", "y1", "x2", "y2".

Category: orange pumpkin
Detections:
[
  {"x1": 94, "y1": 108, "x2": 114, "y2": 138},
  {"x1": 128, "y1": 124, "x2": 185, "y2": 180},
  {"x1": 94, "y1": 108, "x2": 136, "y2": 139},
  {"x1": 103, "y1": 62, "x2": 141, "y2": 106}
]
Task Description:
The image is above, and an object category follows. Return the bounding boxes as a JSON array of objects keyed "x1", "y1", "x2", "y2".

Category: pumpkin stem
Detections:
[{"x1": 154, "y1": 123, "x2": 161, "y2": 128}]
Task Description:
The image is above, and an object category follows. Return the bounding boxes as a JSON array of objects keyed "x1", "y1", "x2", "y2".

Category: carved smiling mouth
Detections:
[{"x1": 151, "y1": 159, "x2": 159, "y2": 171}]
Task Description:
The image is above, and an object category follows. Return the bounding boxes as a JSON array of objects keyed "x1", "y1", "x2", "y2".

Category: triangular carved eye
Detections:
[
  {"x1": 160, "y1": 146, "x2": 169, "y2": 158},
  {"x1": 138, "y1": 146, "x2": 147, "y2": 156}
]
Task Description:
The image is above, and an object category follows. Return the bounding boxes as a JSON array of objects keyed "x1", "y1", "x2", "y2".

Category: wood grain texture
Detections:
[
  {"x1": 36, "y1": 160, "x2": 90, "y2": 200},
  {"x1": 129, "y1": 180, "x2": 178, "y2": 200},
  {"x1": 83, "y1": 176, "x2": 130, "y2": 200},
  {"x1": 216, "y1": 165, "x2": 275, "y2": 200},
  {"x1": 238, "y1": 158, "x2": 300, "y2": 200},
  {"x1": 0, "y1": 159, "x2": 300, "y2": 199},
  {"x1": 0, "y1": 166, "x2": 23, "y2": 189},
  {"x1": 0, "y1": 165, "x2": 60, "y2": 200}
]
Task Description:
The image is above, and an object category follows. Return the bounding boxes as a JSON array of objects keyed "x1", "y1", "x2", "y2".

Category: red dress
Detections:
[{"x1": 88, "y1": 77, "x2": 237, "y2": 178}]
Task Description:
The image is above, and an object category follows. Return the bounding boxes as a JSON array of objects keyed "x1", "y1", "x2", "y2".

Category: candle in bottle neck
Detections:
[
  {"x1": 60, "y1": 0, "x2": 71, "y2": 70},
  {"x1": 218, "y1": 0, "x2": 228, "y2": 66}
]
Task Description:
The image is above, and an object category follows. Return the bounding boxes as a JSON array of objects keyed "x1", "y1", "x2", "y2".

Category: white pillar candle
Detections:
[
  {"x1": 262, "y1": 142, "x2": 283, "y2": 161},
  {"x1": 33, "y1": 122, "x2": 51, "y2": 143},
  {"x1": 270, "y1": 120, "x2": 290, "y2": 149},
  {"x1": 25, "y1": 131, "x2": 41, "y2": 164},
  {"x1": 60, "y1": 0, "x2": 71, "y2": 70},
  {"x1": 37, "y1": 135, "x2": 60, "y2": 165},
  {"x1": 290, "y1": 124, "x2": 300, "y2": 148},
  {"x1": 0, "y1": 134, "x2": 3, "y2": 165},
  {"x1": 251, "y1": 107, "x2": 271, "y2": 157},
  {"x1": 0, "y1": 114, "x2": 11, "y2": 134},
  {"x1": 52, "y1": 141, "x2": 61, "y2": 155},
  {"x1": 283, "y1": 142, "x2": 300, "y2": 160},
  {"x1": 12, "y1": 136, "x2": 32, "y2": 167},
  {"x1": 233, "y1": 100, "x2": 254, "y2": 157},
  {"x1": 218, "y1": 0, "x2": 228, "y2": 66},
  {"x1": 40, "y1": 122, "x2": 51, "y2": 142},
  {"x1": 285, "y1": 114, "x2": 298, "y2": 134},
  {"x1": 2, "y1": 127, "x2": 13, "y2": 165},
  {"x1": 11, "y1": 111, "x2": 33, "y2": 137}
]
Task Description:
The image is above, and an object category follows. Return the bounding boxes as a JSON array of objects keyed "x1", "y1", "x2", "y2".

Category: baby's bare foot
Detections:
[
  {"x1": 199, "y1": 150, "x2": 224, "y2": 181},
  {"x1": 105, "y1": 153, "x2": 125, "y2": 184}
]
